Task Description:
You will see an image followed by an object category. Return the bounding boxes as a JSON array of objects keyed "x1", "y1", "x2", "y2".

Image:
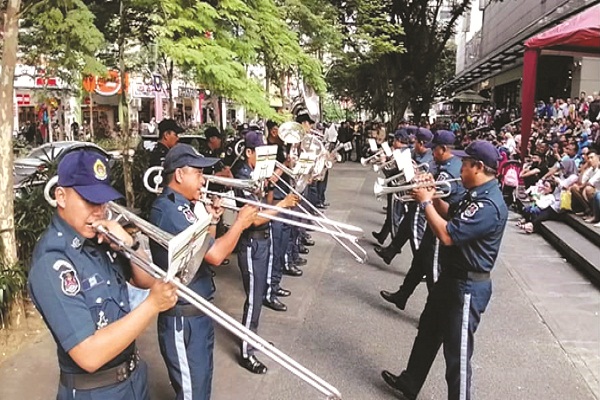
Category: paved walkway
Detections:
[{"x1": 0, "y1": 162, "x2": 598, "y2": 399}]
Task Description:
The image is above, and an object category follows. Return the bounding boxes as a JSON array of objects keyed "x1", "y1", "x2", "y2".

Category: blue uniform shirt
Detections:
[
  {"x1": 443, "y1": 178, "x2": 508, "y2": 273},
  {"x1": 413, "y1": 148, "x2": 433, "y2": 168},
  {"x1": 431, "y1": 156, "x2": 465, "y2": 205},
  {"x1": 28, "y1": 214, "x2": 134, "y2": 374},
  {"x1": 234, "y1": 162, "x2": 270, "y2": 231},
  {"x1": 149, "y1": 187, "x2": 215, "y2": 302}
]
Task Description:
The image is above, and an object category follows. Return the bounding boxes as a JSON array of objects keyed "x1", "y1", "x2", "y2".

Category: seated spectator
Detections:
[
  {"x1": 521, "y1": 153, "x2": 548, "y2": 188},
  {"x1": 518, "y1": 180, "x2": 558, "y2": 231},
  {"x1": 570, "y1": 150, "x2": 600, "y2": 217}
]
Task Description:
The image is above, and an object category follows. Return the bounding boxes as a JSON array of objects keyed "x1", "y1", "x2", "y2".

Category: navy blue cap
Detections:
[
  {"x1": 244, "y1": 130, "x2": 265, "y2": 148},
  {"x1": 158, "y1": 118, "x2": 184, "y2": 135},
  {"x1": 204, "y1": 126, "x2": 222, "y2": 139},
  {"x1": 405, "y1": 125, "x2": 419, "y2": 136},
  {"x1": 431, "y1": 130, "x2": 456, "y2": 146},
  {"x1": 416, "y1": 128, "x2": 433, "y2": 143},
  {"x1": 57, "y1": 150, "x2": 123, "y2": 204},
  {"x1": 453, "y1": 140, "x2": 501, "y2": 170},
  {"x1": 394, "y1": 128, "x2": 411, "y2": 143},
  {"x1": 163, "y1": 144, "x2": 219, "y2": 173}
]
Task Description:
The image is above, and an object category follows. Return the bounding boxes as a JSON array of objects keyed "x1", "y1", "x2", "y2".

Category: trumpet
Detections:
[
  {"x1": 43, "y1": 177, "x2": 343, "y2": 400},
  {"x1": 374, "y1": 178, "x2": 462, "y2": 202},
  {"x1": 360, "y1": 149, "x2": 385, "y2": 167}
]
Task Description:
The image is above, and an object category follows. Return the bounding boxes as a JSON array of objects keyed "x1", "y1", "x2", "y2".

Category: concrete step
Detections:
[
  {"x1": 539, "y1": 219, "x2": 600, "y2": 287},
  {"x1": 562, "y1": 213, "x2": 600, "y2": 248}
]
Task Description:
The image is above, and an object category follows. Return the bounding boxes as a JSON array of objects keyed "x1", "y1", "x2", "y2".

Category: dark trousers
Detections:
[
  {"x1": 316, "y1": 170, "x2": 329, "y2": 204},
  {"x1": 402, "y1": 273, "x2": 492, "y2": 400},
  {"x1": 394, "y1": 228, "x2": 437, "y2": 307},
  {"x1": 532, "y1": 207, "x2": 560, "y2": 232},
  {"x1": 157, "y1": 315, "x2": 214, "y2": 400},
  {"x1": 267, "y1": 221, "x2": 290, "y2": 300},
  {"x1": 237, "y1": 234, "x2": 271, "y2": 358}
]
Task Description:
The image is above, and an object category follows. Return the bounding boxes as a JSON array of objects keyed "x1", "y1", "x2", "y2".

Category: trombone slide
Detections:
[{"x1": 94, "y1": 222, "x2": 342, "y2": 400}]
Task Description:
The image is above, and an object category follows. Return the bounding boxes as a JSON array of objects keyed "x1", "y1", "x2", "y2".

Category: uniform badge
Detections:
[
  {"x1": 93, "y1": 159, "x2": 108, "y2": 180},
  {"x1": 53, "y1": 260, "x2": 81, "y2": 296},
  {"x1": 463, "y1": 203, "x2": 479, "y2": 218},
  {"x1": 96, "y1": 310, "x2": 109, "y2": 329},
  {"x1": 182, "y1": 206, "x2": 197, "y2": 223}
]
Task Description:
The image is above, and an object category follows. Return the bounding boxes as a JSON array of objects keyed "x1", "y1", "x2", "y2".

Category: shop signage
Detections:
[{"x1": 16, "y1": 93, "x2": 31, "y2": 106}]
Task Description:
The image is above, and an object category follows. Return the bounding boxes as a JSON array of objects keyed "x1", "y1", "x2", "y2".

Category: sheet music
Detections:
[
  {"x1": 167, "y1": 212, "x2": 212, "y2": 285},
  {"x1": 251, "y1": 145, "x2": 278, "y2": 181}
]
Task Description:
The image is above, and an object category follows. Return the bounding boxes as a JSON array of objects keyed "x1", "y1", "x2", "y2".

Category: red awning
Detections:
[{"x1": 520, "y1": 4, "x2": 600, "y2": 157}]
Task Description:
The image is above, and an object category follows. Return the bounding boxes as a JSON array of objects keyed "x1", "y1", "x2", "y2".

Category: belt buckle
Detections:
[{"x1": 117, "y1": 365, "x2": 129, "y2": 382}]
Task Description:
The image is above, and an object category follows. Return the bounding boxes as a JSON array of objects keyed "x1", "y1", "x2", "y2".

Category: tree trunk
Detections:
[
  {"x1": 118, "y1": 0, "x2": 134, "y2": 208},
  {"x1": 0, "y1": 0, "x2": 21, "y2": 268}
]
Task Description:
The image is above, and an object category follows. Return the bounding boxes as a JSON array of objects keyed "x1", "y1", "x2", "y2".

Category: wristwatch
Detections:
[{"x1": 419, "y1": 200, "x2": 433, "y2": 211}]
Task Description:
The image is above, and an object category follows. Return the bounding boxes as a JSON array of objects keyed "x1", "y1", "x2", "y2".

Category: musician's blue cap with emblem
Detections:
[
  {"x1": 453, "y1": 140, "x2": 501, "y2": 170},
  {"x1": 416, "y1": 128, "x2": 433, "y2": 143},
  {"x1": 244, "y1": 130, "x2": 265, "y2": 149},
  {"x1": 431, "y1": 130, "x2": 456, "y2": 147},
  {"x1": 58, "y1": 149, "x2": 123, "y2": 205},
  {"x1": 394, "y1": 128, "x2": 411, "y2": 143},
  {"x1": 163, "y1": 143, "x2": 220, "y2": 173}
]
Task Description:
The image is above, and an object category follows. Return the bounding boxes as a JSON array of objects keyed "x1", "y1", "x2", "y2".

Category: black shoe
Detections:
[
  {"x1": 304, "y1": 234, "x2": 312, "y2": 240},
  {"x1": 263, "y1": 298, "x2": 287, "y2": 311},
  {"x1": 240, "y1": 356, "x2": 268, "y2": 374},
  {"x1": 276, "y1": 288, "x2": 291, "y2": 297},
  {"x1": 220, "y1": 259, "x2": 230, "y2": 266},
  {"x1": 293, "y1": 257, "x2": 308, "y2": 266},
  {"x1": 372, "y1": 231, "x2": 385, "y2": 245},
  {"x1": 298, "y1": 246, "x2": 310, "y2": 254},
  {"x1": 283, "y1": 265, "x2": 303, "y2": 277},
  {"x1": 302, "y1": 238, "x2": 315, "y2": 246},
  {"x1": 381, "y1": 370, "x2": 417, "y2": 400},
  {"x1": 316, "y1": 203, "x2": 327, "y2": 209},
  {"x1": 322, "y1": 202, "x2": 330, "y2": 207},
  {"x1": 374, "y1": 246, "x2": 395, "y2": 265},
  {"x1": 380, "y1": 290, "x2": 406, "y2": 310}
]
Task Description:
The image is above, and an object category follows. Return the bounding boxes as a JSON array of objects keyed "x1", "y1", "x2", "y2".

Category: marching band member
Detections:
[
  {"x1": 149, "y1": 119, "x2": 182, "y2": 167},
  {"x1": 234, "y1": 131, "x2": 299, "y2": 374},
  {"x1": 149, "y1": 143, "x2": 258, "y2": 400},
  {"x1": 382, "y1": 140, "x2": 508, "y2": 400},
  {"x1": 372, "y1": 128, "x2": 412, "y2": 245},
  {"x1": 264, "y1": 120, "x2": 293, "y2": 311},
  {"x1": 28, "y1": 149, "x2": 178, "y2": 400},
  {"x1": 374, "y1": 127, "x2": 434, "y2": 264},
  {"x1": 381, "y1": 130, "x2": 465, "y2": 310}
]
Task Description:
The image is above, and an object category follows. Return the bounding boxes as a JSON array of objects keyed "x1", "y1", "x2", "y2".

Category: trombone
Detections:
[
  {"x1": 271, "y1": 178, "x2": 368, "y2": 264},
  {"x1": 43, "y1": 178, "x2": 343, "y2": 400},
  {"x1": 374, "y1": 178, "x2": 462, "y2": 202},
  {"x1": 141, "y1": 166, "x2": 363, "y2": 240}
]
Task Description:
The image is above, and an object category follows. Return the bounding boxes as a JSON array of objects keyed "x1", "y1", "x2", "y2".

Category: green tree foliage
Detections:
[
  {"x1": 328, "y1": 0, "x2": 470, "y2": 124},
  {"x1": 18, "y1": 0, "x2": 105, "y2": 83}
]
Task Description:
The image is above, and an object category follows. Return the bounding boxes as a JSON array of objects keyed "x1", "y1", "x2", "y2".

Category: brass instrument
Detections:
[
  {"x1": 43, "y1": 177, "x2": 342, "y2": 400},
  {"x1": 374, "y1": 178, "x2": 462, "y2": 202}
]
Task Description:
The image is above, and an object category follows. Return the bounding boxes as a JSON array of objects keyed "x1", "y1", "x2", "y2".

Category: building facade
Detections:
[{"x1": 447, "y1": 0, "x2": 600, "y2": 109}]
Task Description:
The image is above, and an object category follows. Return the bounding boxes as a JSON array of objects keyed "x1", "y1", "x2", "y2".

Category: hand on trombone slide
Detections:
[
  {"x1": 278, "y1": 193, "x2": 301, "y2": 209},
  {"x1": 204, "y1": 195, "x2": 225, "y2": 220}
]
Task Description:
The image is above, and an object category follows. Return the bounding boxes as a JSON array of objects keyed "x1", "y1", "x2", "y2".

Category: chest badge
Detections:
[
  {"x1": 463, "y1": 202, "x2": 480, "y2": 218},
  {"x1": 53, "y1": 260, "x2": 81, "y2": 296},
  {"x1": 96, "y1": 310, "x2": 109, "y2": 329},
  {"x1": 182, "y1": 206, "x2": 197, "y2": 223}
]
